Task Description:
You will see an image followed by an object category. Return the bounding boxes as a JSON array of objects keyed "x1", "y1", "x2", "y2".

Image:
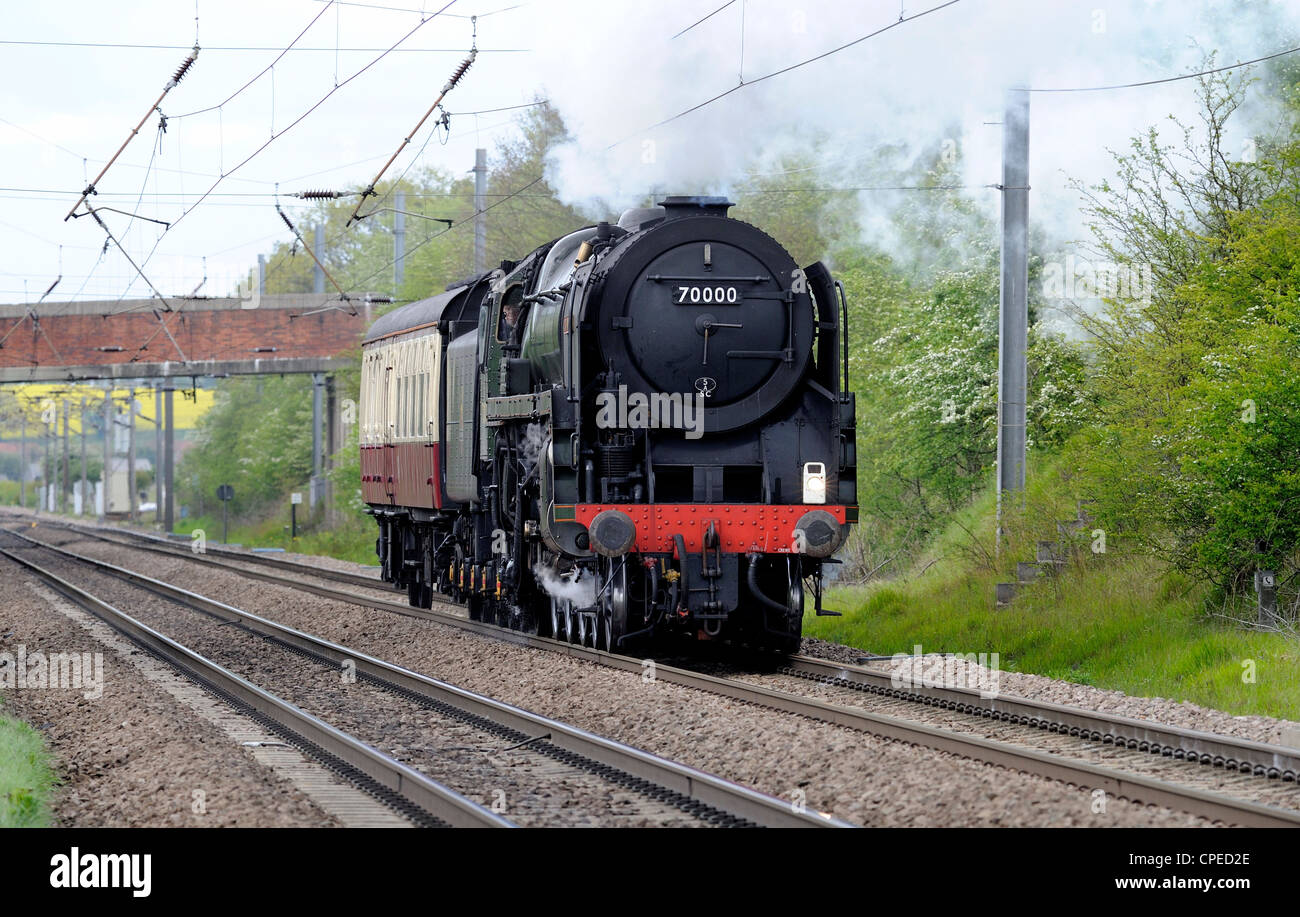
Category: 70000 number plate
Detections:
[{"x1": 674, "y1": 285, "x2": 740, "y2": 304}]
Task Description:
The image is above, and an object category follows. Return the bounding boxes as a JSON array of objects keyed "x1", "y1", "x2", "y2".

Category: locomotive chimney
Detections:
[{"x1": 658, "y1": 195, "x2": 734, "y2": 219}]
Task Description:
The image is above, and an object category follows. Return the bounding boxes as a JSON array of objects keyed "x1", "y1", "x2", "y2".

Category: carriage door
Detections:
[{"x1": 424, "y1": 334, "x2": 441, "y2": 508}]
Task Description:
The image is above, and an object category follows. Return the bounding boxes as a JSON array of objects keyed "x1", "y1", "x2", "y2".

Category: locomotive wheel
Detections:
[
  {"x1": 549, "y1": 596, "x2": 563, "y2": 639},
  {"x1": 779, "y1": 557, "x2": 805, "y2": 654},
  {"x1": 575, "y1": 610, "x2": 590, "y2": 646},
  {"x1": 748, "y1": 555, "x2": 805, "y2": 653},
  {"x1": 598, "y1": 558, "x2": 629, "y2": 653}
]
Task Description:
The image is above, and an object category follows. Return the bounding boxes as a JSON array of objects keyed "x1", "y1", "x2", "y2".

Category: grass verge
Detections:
[
  {"x1": 172, "y1": 512, "x2": 377, "y2": 565},
  {"x1": 811, "y1": 550, "x2": 1300, "y2": 722},
  {"x1": 0, "y1": 714, "x2": 56, "y2": 827}
]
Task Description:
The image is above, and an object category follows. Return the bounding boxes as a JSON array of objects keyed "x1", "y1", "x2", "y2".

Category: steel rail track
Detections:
[
  {"x1": 17, "y1": 517, "x2": 1300, "y2": 828},
  {"x1": 777, "y1": 655, "x2": 1300, "y2": 781},
  {"x1": 60, "y1": 519, "x2": 385, "y2": 590},
  {"x1": 3, "y1": 528, "x2": 844, "y2": 828},
  {"x1": 37, "y1": 517, "x2": 1300, "y2": 785},
  {"x1": 0, "y1": 542, "x2": 512, "y2": 828}
]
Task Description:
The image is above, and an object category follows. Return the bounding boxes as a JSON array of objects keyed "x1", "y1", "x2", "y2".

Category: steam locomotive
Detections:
[{"x1": 359, "y1": 196, "x2": 856, "y2": 653}]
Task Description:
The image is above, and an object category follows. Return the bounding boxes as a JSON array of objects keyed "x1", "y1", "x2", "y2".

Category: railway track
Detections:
[
  {"x1": 0, "y1": 537, "x2": 505, "y2": 828},
  {"x1": 14, "y1": 514, "x2": 1300, "y2": 828},
  {"x1": 776, "y1": 656, "x2": 1300, "y2": 779},
  {"x1": 0, "y1": 526, "x2": 842, "y2": 828}
]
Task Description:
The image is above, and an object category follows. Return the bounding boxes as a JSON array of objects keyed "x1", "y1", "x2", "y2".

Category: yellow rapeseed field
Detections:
[{"x1": 0, "y1": 382, "x2": 215, "y2": 434}]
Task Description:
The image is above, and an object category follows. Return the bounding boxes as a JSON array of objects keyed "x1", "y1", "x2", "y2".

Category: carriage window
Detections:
[
  {"x1": 401, "y1": 374, "x2": 409, "y2": 439},
  {"x1": 410, "y1": 372, "x2": 418, "y2": 439},
  {"x1": 418, "y1": 373, "x2": 426, "y2": 438},
  {"x1": 373, "y1": 357, "x2": 380, "y2": 441},
  {"x1": 404, "y1": 374, "x2": 413, "y2": 439}
]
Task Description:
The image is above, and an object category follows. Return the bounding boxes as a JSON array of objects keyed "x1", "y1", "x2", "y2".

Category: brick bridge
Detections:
[
  {"x1": 0, "y1": 293, "x2": 377, "y2": 382},
  {"x1": 0, "y1": 293, "x2": 382, "y2": 530}
]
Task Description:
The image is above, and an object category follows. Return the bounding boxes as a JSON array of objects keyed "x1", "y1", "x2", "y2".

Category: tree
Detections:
[
  {"x1": 1070, "y1": 69, "x2": 1300, "y2": 596},
  {"x1": 176, "y1": 375, "x2": 314, "y2": 516}
]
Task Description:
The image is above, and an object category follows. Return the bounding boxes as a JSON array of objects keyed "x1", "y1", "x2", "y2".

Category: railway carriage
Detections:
[{"x1": 360, "y1": 196, "x2": 856, "y2": 653}]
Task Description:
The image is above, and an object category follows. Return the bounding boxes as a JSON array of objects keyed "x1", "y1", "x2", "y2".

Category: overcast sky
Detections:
[{"x1": 3, "y1": 0, "x2": 1297, "y2": 312}]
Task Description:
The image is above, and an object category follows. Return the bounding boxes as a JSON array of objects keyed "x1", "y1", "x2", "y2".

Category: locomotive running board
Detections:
[{"x1": 486, "y1": 389, "x2": 552, "y2": 423}]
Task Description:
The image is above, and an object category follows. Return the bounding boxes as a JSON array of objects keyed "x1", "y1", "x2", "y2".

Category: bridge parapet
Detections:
[{"x1": 0, "y1": 294, "x2": 380, "y2": 382}]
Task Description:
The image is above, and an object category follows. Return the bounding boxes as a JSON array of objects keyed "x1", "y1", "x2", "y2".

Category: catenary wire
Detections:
[
  {"x1": 172, "y1": 2, "x2": 336, "y2": 119},
  {"x1": 610, "y1": 0, "x2": 964, "y2": 148},
  {"x1": 1028, "y1": 43, "x2": 1300, "y2": 92}
]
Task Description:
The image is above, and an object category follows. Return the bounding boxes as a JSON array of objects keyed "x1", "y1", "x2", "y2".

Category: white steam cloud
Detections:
[
  {"x1": 520, "y1": 422, "x2": 546, "y2": 471},
  {"x1": 533, "y1": 563, "x2": 596, "y2": 609},
  {"x1": 529, "y1": 0, "x2": 1300, "y2": 264}
]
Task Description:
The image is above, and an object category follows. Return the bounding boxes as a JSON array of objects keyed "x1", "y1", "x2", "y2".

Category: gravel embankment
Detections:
[
  {"x1": 43, "y1": 529, "x2": 1218, "y2": 827},
  {"x1": 0, "y1": 555, "x2": 339, "y2": 827},
  {"x1": 12, "y1": 546, "x2": 719, "y2": 828},
  {"x1": 241, "y1": 532, "x2": 1300, "y2": 752},
  {"x1": 226, "y1": 529, "x2": 1300, "y2": 752}
]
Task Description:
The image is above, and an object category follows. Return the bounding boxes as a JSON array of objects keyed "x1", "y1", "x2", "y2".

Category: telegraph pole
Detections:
[
  {"x1": 43, "y1": 406, "x2": 51, "y2": 513},
  {"x1": 38, "y1": 406, "x2": 46, "y2": 515},
  {"x1": 127, "y1": 388, "x2": 137, "y2": 523},
  {"x1": 996, "y1": 87, "x2": 1030, "y2": 545},
  {"x1": 313, "y1": 223, "x2": 325, "y2": 294},
  {"x1": 79, "y1": 397, "x2": 87, "y2": 515},
  {"x1": 311, "y1": 372, "x2": 324, "y2": 508},
  {"x1": 163, "y1": 382, "x2": 175, "y2": 533},
  {"x1": 473, "y1": 147, "x2": 487, "y2": 274},
  {"x1": 325, "y1": 374, "x2": 337, "y2": 523},
  {"x1": 100, "y1": 387, "x2": 111, "y2": 521},
  {"x1": 154, "y1": 384, "x2": 163, "y2": 515},
  {"x1": 61, "y1": 399, "x2": 69, "y2": 514},
  {"x1": 394, "y1": 189, "x2": 407, "y2": 292},
  {"x1": 19, "y1": 412, "x2": 27, "y2": 509}
]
